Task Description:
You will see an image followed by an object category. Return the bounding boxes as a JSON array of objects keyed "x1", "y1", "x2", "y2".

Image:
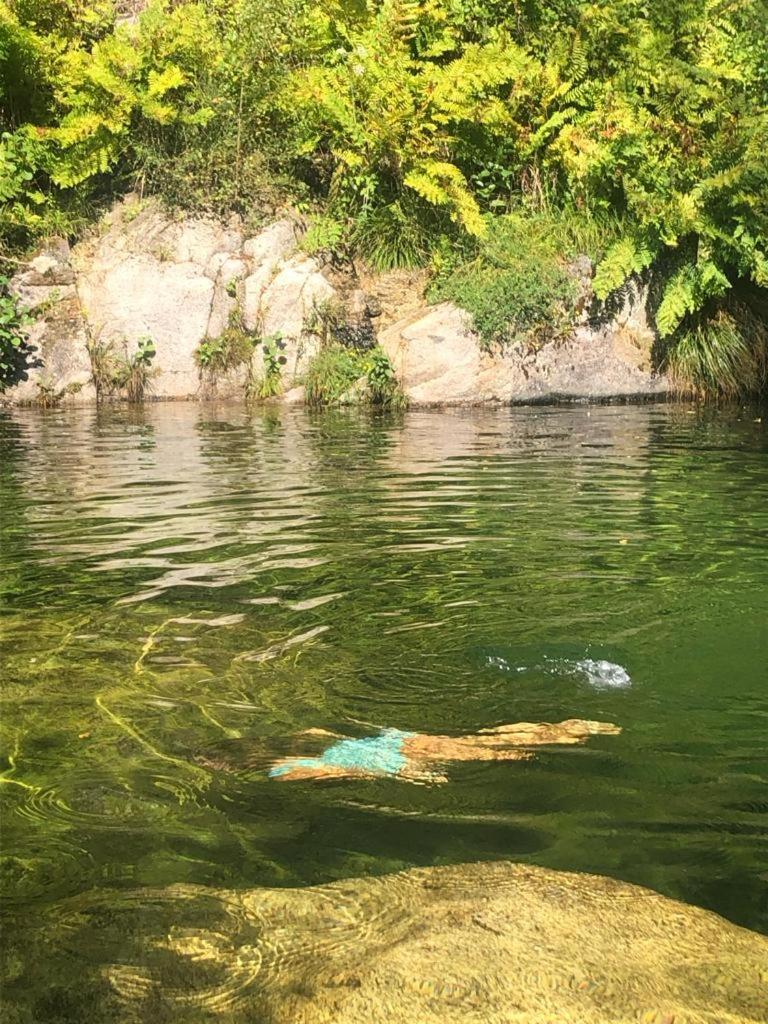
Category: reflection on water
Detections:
[{"x1": 1, "y1": 402, "x2": 767, "y2": 1020}]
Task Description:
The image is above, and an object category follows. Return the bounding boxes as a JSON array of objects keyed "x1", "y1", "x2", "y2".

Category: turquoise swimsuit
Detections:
[{"x1": 268, "y1": 728, "x2": 415, "y2": 778}]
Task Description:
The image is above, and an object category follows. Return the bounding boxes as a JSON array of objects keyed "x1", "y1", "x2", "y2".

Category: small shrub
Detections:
[
  {"x1": 121, "y1": 336, "x2": 156, "y2": 402},
  {"x1": 251, "y1": 334, "x2": 287, "y2": 400},
  {"x1": 304, "y1": 343, "x2": 404, "y2": 408},
  {"x1": 88, "y1": 335, "x2": 156, "y2": 402},
  {"x1": 429, "y1": 213, "x2": 579, "y2": 352},
  {"x1": 300, "y1": 215, "x2": 347, "y2": 263},
  {"x1": 304, "y1": 343, "x2": 366, "y2": 406},
  {"x1": 196, "y1": 308, "x2": 256, "y2": 375},
  {"x1": 366, "y1": 347, "x2": 405, "y2": 408},
  {"x1": 35, "y1": 380, "x2": 83, "y2": 408},
  {"x1": 0, "y1": 279, "x2": 35, "y2": 391}
]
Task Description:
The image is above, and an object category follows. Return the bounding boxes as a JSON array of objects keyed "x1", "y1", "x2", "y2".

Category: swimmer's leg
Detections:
[{"x1": 398, "y1": 767, "x2": 449, "y2": 785}]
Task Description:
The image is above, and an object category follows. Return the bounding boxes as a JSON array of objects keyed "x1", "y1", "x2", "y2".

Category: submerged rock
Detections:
[{"x1": 25, "y1": 861, "x2": 765, "y2": 1023}]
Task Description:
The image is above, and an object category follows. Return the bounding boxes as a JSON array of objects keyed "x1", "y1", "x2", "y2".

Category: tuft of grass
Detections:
[
  {"x1": 664, "y1": 297, "x2": 768, "y2": 398},
  {"x1": 352, "y1": 200, "x2": 431, "y2": 271},
  {"x1": 196, "y1": 308, "x2": 256, "y2": 376},
  {"x1": 304, "y1": 343, "x2": 365, "y2": 406},
  {"x1": 87, "y1": 336, "x2": 156, "y2": 403}
]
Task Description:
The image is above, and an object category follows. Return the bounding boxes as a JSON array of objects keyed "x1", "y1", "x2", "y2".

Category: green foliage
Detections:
[
  {"x1": 87, "y1": 334, "x2": 156, "y2": 402},
  {"x1": 252, "y1": 334, "x2": 286, "y2": 399},
  {"x1": 290, "y1": 0, "x2": 537, "y2": 259},
  {"x1": 300, "y1": 214, "x2": 346, "y2": 260},
  {"x1": 351, "y1": 198, "x2": 431, "y2": 271},
  {"x1": 430, "y1": 212, "x2": 578, "y2": 350},
  {"x1": 304, "y1": 342, "x2": 364, "y2": 406},
  {"x1": 196, "y1": 312, "x2": 255, "y2": 375},
  {"x1": 2, "y1": 0, "x2": 768, "y2": 392},
  {"x1": 34, "y1": 376, "x2": 82, "y2": 407},
  {"x1": 663, "y1": 297, "x2": 768, "y2": 398},
  {"x1": 366, "y1": 346, "x2": 404, "y2": 407},
  {"x1": 0, "y1": 276, "x2": 34, "y2": 390},
  {"x1": 304, "y1": 332, "x2": 404, "y2": 407},
  {"x1": 196, "y1": 310, "x2": 287, "y2": 400},
  {"x1": 49, "y1": 3, "x2": 220, "y2": 189}
]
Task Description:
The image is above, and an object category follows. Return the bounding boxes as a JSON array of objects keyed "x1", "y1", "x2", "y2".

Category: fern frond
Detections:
[
  {"x1": 656, "y1": 259, "x2": 730, "y2": 337},
  {"x1": 656, "y1": 264, "x2": 699, "y2": 337},
  {"x1": 593, "y1": 234, "x2": 658, "y2": 299},
  {"x1": 405, "y1": 160, "x2": 485, "y2": 236},
  {"x1": 146, "y1": 65, "x2": 186, "y2": 99}
]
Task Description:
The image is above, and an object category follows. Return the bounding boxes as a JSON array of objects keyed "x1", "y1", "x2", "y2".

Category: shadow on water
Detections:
[{"x1": 1, "y1": 401, "x2": 767, "y2": 1021}]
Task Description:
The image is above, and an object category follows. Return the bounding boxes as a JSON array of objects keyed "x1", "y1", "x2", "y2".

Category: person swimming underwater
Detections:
[{"x1": 267, "y1": 719, "x2": 621, "y2": 783}]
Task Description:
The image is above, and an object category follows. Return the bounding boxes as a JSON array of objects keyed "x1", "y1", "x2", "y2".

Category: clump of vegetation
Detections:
[
  {"x1": 304, "y1": 343, "x2": 364, "y2": 406},
  {"x1": 305, "y1": 336, "x2": 403, "y2": 407},
  {"x1": 88, "y1": 336, "x2": 156, "y2": 402},
  {"x1": 34, "y1": 379, "x2": 82, "y2": 408},
  {"x1": 250, "y1": 334, "x2": 287, "y2": 399},
  {"x1": 300, "y1": 216, "x2": 348, "y2": 265},
  {"x1": 196, "y1": 305, "x2": 287, "y2": 400},
  {"x1": 196, "y1": 310, "x2": 255, "y2": 376},
  {"x1": 366, "y1": 346, "x2": 405, "y2": 408},
  {"x1": 304, "y1": 298, "x2": 403, "y2": 406},
  {"x1": 429, "y1": 214, "x2": 579, "y2": 352},
  {"x1": 662, "y1": 298, "x2": 768, "y2": 398},
  {"x1": 122, "y1": 336, "x2": 156, "y2": 402},
  {"x1": 0, "y1": 278, "x2": 35, "y2": 391}
]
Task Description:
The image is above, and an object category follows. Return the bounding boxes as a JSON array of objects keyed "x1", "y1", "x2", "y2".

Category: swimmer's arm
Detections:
[
  {"x1": 476, "y1": 720, "x2": 621, "y2": 745},
  {"x1": 268, "y1": 758, "x2": 375, "y2": 782}
]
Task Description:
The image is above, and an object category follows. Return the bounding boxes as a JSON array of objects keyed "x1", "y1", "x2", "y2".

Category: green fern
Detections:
[
  {"x1": 656, "y1": 260, "x2": 731, "y2": 338},
  {"x1": 593, "y1": 234, "x2": 658, "y2": 300},
  {"x1": 405, "y1": 161, "x2": 485, "y2": 236}
]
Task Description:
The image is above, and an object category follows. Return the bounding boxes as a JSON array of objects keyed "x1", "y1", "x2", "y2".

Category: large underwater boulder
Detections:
[{"x1": 18, "y1": 861, "x2": 764, "y2": 1024}]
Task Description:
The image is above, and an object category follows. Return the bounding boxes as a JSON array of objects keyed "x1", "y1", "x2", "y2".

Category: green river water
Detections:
[{"x1": 1, "y1": 402, "x2": 767, "y2": 1021}]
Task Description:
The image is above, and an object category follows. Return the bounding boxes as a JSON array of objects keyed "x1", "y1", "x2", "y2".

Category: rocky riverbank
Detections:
[{"x1": 4, "y1": 197, "x2": 672, "y2": 407}]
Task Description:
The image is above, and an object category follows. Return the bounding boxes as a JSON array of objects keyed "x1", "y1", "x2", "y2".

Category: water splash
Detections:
[
  {"x1": 486, "y1": 654, "x2": 632, "y2": 689},
  {"x1": 571, "y1": 658, "x2": 632, "y2": 689}
]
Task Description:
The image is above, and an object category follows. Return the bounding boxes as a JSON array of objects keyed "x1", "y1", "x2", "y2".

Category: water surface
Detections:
[{"x1": 1, "y1": 402, "x2": 767, "y2": 1018}]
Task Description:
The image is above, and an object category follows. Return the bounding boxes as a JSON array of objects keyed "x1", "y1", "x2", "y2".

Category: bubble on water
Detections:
[{"x1": 485, "y1": 656, "x2": 527, "y2": 673}]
